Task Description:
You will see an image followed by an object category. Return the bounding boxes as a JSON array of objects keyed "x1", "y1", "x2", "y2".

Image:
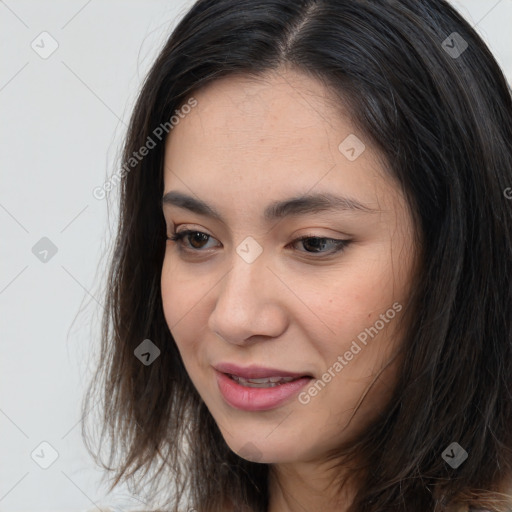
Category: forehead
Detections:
[
  {"x1": 168, "y1": 69, "x2": 347, "y2": 153},
  {"x1": 163, "y1": 68, "x2": 398, "y2": 219}
]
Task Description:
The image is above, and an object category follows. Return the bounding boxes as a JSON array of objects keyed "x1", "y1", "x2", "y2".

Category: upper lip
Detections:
[{"x1": 214, "y1": 362, "x2": 312, "y2": 379}]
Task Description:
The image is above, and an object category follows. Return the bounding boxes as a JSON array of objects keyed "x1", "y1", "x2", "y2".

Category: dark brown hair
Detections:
[{"x1": 82, "y1": 1, "x2": 512, "y2": 511}]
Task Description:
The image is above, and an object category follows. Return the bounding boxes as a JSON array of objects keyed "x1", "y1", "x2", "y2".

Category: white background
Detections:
[{"x1": 1, "y1": 1, "x2": 511, "y2": 511}]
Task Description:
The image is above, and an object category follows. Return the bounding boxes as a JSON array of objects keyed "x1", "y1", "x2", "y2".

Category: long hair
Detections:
[{"x1": 82, "y1": 1, "x2": 512, "y2": 511}]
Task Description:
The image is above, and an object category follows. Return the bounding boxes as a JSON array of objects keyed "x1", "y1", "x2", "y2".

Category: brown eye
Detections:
[
  {"x1": 290, "y1": 235, "x2": 351, "y2": 255},
  {"x1": 167, "y1": 230, "x2": 351, "y2": 257},
  {"x1": 187, "y1": 232, "x2": 210, "y2": 249},
  {"x1": 167, "y1": 230, "x2": 218, "y2": 250}
]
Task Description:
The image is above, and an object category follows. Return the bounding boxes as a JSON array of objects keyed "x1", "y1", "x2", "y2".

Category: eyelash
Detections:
[{"x1": 166, "y1": 229, "x2": 350, "y2": 257}]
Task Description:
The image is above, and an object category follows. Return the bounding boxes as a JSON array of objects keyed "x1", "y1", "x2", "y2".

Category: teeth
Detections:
[{"x1": 231, "y1": 375, "x2": 298, "y2": 387}]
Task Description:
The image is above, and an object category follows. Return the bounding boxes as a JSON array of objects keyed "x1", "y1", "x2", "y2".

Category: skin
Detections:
[{"x1": 160, "y1": 66, "x2": 418, "y2": 512}]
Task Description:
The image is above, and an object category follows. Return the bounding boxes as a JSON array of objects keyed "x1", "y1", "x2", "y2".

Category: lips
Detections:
[
  {"x1": 214, "y1": 362, "x2": 312, "y2": 380},
  {"x1": 213, "y1": 362, "x2": 314, "y2": 411},
  {"x1": 229, "y1": 374, "x2": 299, "y2": 387}
]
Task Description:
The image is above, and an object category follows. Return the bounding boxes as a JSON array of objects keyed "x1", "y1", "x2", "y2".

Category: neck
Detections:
[{"x1": 267, "y1": 459, "x2": 357, "y2": 512}]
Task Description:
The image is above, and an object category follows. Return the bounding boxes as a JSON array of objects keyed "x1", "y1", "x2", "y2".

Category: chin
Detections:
[{"x1": 223, "y1": 434, "x2": 303, "y2": 464}]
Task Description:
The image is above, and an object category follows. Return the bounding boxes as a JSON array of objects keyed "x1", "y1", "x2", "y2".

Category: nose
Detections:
[{"x1": 207, "y1": 254, "x2": 288, "y2": 346}]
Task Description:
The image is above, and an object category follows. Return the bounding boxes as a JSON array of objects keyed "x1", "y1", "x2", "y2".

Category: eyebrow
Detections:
[{"x1": 161, "y1": 190, "x2": 380, "y2": 223}]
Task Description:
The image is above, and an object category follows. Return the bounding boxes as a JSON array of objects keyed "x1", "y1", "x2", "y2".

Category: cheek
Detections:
[
  {"x1": 299, "y1": 261, "x2": 399, "y2": 340},
  {"x1": 161, "y1": 264, "x2": 209, "y2": 394},
  {"x1": 160, "y1": 255, "x2": 206, "y2": 354},
  {"x1": 160, "y1": 255, "x2": 180, "y2": 329},
  {"x1": 294, "y1": 252, "x2": 408, "y2": 387}
]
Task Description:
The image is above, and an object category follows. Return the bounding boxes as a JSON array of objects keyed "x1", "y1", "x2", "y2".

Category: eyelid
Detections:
[
  {"x1": 167, "y1": 227, "x2": 351, "y2": 256},
  {"x1": 169, "y1": 224, "x2": 350, "y2": 240}
]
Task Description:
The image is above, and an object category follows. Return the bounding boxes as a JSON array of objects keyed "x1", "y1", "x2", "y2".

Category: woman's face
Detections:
[{"x1": 161, "y1": 67, "x2": 417, "y2": 464}]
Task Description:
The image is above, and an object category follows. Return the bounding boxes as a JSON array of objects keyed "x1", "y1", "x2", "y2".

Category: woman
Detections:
[{"x1": 82, "y1": 1, "x2": 512, "y2": 511}]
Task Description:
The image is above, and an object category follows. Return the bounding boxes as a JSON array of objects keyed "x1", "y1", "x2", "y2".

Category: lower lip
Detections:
[{"x1": 215, "y1": 370, "x2": 312, "y2": 411}]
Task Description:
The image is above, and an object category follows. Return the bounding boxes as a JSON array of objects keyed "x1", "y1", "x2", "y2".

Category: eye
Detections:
[
  {"x1": 291, "y1": 234, "x2": 350, "y2": 254},
  {"x1": 167, "y1": 229, "x2": 351, "y2": 256},
  {"x1": 167, "y1": 230, "x2": 219, "y2": 250}
]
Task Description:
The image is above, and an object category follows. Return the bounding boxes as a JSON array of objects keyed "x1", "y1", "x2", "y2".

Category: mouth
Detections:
[
  {"x1": 225, "y1": 373, "x2": 308, "y2": 388},
  {"x1": 213, "y1": 362, "x2": 313, "y2": 380},
  {"x1": 213, "y1": 364, "x2": 314, "y2": 411}
]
